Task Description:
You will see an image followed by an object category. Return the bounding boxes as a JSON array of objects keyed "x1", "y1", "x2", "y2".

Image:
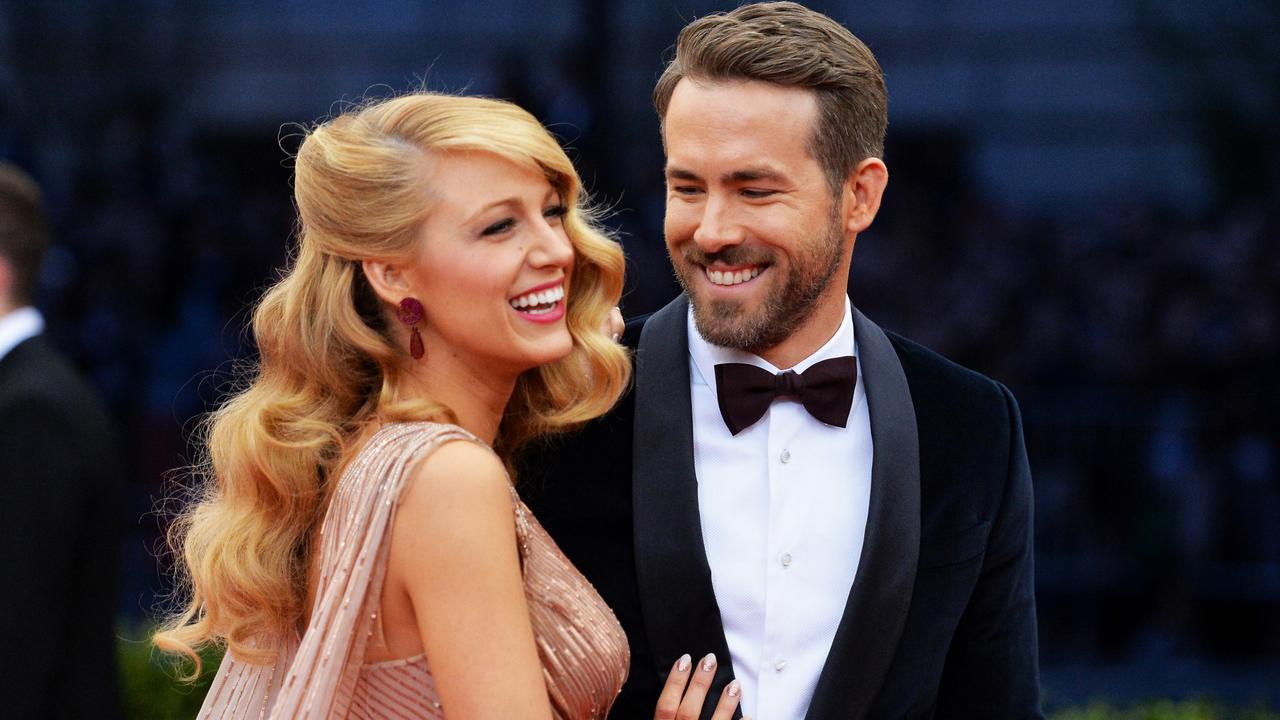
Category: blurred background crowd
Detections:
[{"x1": 0, "y1": 0, "x2": 1276, "y2": 715}]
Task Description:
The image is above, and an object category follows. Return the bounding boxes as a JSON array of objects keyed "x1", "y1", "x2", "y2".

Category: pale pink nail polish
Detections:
[
  {"x1": 701, "y1": 653, "x2": 716, "y2": 672},
  {"x1": 728, "y1": 680, "x2": 741, "y2": 698},
  {"x1": 676, "y1": 654, "x2": 691, "y2": 672}
]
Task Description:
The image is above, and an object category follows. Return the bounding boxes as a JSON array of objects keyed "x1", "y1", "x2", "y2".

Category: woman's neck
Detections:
[{"x1": 398, "y1": 351, "x2": 518, "y2": 446}]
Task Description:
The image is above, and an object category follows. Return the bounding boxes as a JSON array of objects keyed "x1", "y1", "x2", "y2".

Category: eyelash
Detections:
[
  {"x1": 480, "y1": 205, "x2": 568, "y2": 237},
  {"x1": 481, "y1": 219, "x2": 515, "y2": 236},
  {"x1": 669, "y1": 186, "x2": 776, "y2": 198}
]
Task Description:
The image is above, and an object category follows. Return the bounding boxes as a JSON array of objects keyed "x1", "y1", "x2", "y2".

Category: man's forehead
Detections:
[
  {"x1": 661, "y1": 78, "x2": 819, "y2": 166},
  {"x1": 665, "y1": 76, "x2": 819, "y2": 121}
]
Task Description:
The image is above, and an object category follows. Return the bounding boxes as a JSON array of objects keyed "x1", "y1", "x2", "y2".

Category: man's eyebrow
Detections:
[
  {"x1": 665, "y1": 166, "x2": 701, "y2": 181},
  {"x1": 726, "y1": 167, "x2": 787, "y2": 183},
  {"x1": 665, "y1": 166, "x2": 790, "y2": 184}
]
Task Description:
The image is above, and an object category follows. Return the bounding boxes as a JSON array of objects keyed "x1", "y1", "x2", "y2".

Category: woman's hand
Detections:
[
  {"x1": 653, "y1": 652, "x2": 745, "y2": 720},
  {"x1": 604, "y1": 306, "x2": 624, "y2": 342}
]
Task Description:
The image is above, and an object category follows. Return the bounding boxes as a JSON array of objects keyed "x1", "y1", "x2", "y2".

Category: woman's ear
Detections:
[{"x1": 361, "y1": 259, "x2": 410, "y2": 307}]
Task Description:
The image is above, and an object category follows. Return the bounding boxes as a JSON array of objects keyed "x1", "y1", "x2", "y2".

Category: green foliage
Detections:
[
  {"x1": 1050, "y1": 699, "x2": 1280, "y2": 720},
  {"x1": 117, "y1": 628, "x2": 222, "y2": 720}
]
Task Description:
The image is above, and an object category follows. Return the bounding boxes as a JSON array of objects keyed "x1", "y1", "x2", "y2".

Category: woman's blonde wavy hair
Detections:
[{"x1": 154, "y1": 92, "x2": 630, "y2": 672}]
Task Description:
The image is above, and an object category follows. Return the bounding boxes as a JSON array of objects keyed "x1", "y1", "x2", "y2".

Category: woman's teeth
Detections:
[
  {"x1": 706, "y1": 267, "x2": 762, "y2": 286},
  {"x1": 509, "y1": 285, "x2": 565, "y2": 312}
]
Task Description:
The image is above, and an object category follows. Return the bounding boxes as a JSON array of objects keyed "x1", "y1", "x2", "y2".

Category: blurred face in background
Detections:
[{"x1": 662, "y1": 78, "x2": 851, "y2": 361}]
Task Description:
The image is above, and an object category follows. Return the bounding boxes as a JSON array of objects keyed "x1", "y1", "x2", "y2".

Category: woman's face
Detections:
[{"x1": 395, "y1": 151, "x2": 577, "y2": 377}]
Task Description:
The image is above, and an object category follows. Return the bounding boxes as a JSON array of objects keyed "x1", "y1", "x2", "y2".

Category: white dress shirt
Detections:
[
  {"x1": 0, "y1": 306, "x2": 44, "y2": 363},
  {"x1": 688, "y1": 297, "x2": 872, "y2": 720}
]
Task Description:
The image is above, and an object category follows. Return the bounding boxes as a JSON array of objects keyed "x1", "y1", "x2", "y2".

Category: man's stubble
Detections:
[{"x1": 672, "y1": 203, "x2": 845, "y2": 355}]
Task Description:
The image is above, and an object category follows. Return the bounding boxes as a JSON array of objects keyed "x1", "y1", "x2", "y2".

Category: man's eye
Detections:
[
  {"x1": 671, "y1": 185, "x2": 702, "y2": 196},
  {"x1": 481, "y1": 218, "x2": 515, "y2": 236},
  {"x1": 741, "y1": 189, "x2": 777, "y2": 199}
]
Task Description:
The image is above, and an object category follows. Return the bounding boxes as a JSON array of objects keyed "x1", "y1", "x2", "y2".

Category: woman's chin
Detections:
[{"x1": 511, "y1": 332, "x2": 575, "y2": 373}]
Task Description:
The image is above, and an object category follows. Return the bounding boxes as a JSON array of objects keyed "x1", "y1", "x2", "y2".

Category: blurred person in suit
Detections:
[
  {"x1": 0, "y1": 162, "x2": 123, "y2": 718},
  {"x1": 520, "y1": 3, "x2": 1042, "y2": 718}
]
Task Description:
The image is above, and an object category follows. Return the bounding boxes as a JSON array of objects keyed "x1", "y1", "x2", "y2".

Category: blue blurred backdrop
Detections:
[{"x1": 1, "y1": 0, "x2": 1276, "y2": 710}]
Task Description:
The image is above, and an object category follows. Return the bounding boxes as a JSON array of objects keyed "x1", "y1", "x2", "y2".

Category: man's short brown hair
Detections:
[
  {"x1": 0, "y1": 163, "x2": 49, "y2": 306},
  {"x1": 653, "y1": 1, "x2": 887, "y2": 192}
]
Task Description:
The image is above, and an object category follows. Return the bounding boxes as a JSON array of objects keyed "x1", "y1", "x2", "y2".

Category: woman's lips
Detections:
[{"x1": 509, "y1": 282, "x2": 566, "y2": 324}]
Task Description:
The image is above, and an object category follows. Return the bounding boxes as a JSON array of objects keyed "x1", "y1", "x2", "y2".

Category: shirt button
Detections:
[
  {"x1": 780, "y1": 449, "x2": 791, "y2": 463},
  {"x1": 780, "y1": 552, "x2": 793, "y2": 567},
  {"x1": 773, "y1": 657, "x2": 787, "y2": 672}
]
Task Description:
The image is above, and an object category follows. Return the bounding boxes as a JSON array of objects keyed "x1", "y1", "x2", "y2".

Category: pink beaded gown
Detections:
[{"x1": 197, "y1": 422, "x2": 630, "y2": 719}]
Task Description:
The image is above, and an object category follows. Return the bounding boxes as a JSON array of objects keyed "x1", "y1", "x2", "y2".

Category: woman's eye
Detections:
[
  {"x1": 481, "y1": 218, "x2": 515, "y2": 236},
  {"x1": 544, "y1": 204, "x2": 568, "y2": 220}
]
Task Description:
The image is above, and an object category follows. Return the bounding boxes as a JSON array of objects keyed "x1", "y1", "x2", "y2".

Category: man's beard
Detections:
[{"x1": 671, "y1": 212, "x2": 844, "y2": 354}]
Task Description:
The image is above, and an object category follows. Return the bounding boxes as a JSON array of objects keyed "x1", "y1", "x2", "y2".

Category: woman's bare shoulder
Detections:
[{"x1": 393, "y1": 437, "x2": 515, "y2": 548}]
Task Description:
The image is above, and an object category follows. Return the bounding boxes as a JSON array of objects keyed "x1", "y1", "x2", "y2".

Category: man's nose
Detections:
[{"x1": 692, "y1": 195, "x2": 746, "y2": 254}]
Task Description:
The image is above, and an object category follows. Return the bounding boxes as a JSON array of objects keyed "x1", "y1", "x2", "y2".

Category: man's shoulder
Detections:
[
  {"x1": 516, "y1": 304, "x2": 676, "y2": 471},
  {"x1": 621, "y1": 312, "x2": 651, "y2": 350},
  {"x1": 1, "y1": 337, "x2": 69, "y2": 399},
  {"x1": 882, "y1": 329, "x2": 1015, "y2": 423},
  {"x1": 880, "y1": 331, "x2": 1026, "y2": 518},
  {"x1": 0, "y1": 337, "x2": 113, "y2": 434},
  {"x1": 621, "y1": 293, "x2": 688, "y2": 350}
]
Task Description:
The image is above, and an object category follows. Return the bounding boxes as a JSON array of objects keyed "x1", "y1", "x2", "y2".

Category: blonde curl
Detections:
[{"x1": 155, "y1": 92, "x2": 630, "y2": 674}]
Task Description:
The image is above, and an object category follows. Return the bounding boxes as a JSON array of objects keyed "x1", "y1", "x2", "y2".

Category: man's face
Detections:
[{"x1": 662, "y1": 78, "x2": 848, "y2": 356}]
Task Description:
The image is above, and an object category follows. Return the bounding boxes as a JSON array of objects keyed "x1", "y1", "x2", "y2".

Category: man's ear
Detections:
[
  {"x1": 0, "y1": 256, "x2": 14, "y2": 313},
  {"x1": 842, "y1": 157, "x2": 888, "y2": 235},
  {"x1": 361, "y1": 259, "x2": 411, "y2": 308}
]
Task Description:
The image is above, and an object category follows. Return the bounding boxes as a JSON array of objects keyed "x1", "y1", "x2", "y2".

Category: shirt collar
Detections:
[
  {"x1": 687, "y1": 296, "x2": 859, "y2": 393},
  {"x1": 0, "y1": 306, "x2": 45, "y2": 363}
]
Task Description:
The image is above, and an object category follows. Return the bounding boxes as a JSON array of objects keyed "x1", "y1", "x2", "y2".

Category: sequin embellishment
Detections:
[{"x1": 195, "y1": 422, "x2": 629, "y2": 719}]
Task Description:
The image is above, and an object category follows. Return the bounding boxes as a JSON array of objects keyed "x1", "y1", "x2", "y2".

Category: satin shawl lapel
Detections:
[
  {"x1": 804, "y1": 307, "x2": 922, "y2": 720},
  {"x1": 632, "y1": 295, "x2": 736, "y2": 697}
]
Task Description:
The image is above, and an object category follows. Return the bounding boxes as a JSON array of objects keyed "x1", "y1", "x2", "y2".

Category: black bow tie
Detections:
[{"x1": 713, "y1": 356, "x2": 858, "y2": 436}]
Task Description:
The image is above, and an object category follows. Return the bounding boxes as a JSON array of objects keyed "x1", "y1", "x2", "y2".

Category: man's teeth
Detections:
[
  {"x1": 706, "y1": 267, "x2": 762, "y2": 286},
  {"x1": 509, "y1": 285, "x2": 565, "y2": 311}
]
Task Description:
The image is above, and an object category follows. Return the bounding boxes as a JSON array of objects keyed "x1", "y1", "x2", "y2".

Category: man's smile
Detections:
[{"x1": 704, "y1": 265, "x2": 764, "y2": 287}]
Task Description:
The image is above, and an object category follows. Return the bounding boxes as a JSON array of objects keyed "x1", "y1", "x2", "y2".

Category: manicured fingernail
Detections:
[
  {"x1": 728, "y1": 679, "x2": 741, "y2": 697},
  {"x1": 701, "y1": 653, "x2": 716, "y2": 672},
  {"x1": 676, "y1": 653, "x2": 691, "y2": 672}
]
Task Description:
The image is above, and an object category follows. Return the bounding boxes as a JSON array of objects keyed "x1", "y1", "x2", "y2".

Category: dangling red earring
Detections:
[{"x1": 397, "y1": 297, "x2": 425, "y2": 360}]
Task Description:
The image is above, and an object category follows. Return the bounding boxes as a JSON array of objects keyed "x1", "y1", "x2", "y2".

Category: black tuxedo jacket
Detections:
[
  {"x1": 0, "y1": 335, "x2": 123, "y2": 719},
  {"x1": 520, "y1": 296, "x2": 1042, "y2": 719}
]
